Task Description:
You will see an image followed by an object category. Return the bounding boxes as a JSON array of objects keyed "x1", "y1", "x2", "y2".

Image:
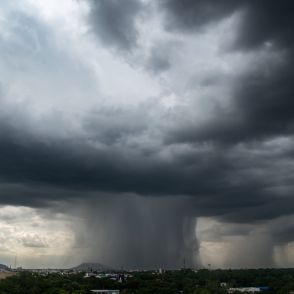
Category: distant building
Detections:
[
  {"x1": 84, "y1": 272, "x2": 97, "y2": 278},
  {"x1": 228, "y1": 287, "x2": 261, "y2": 293},
  {"x1": 90, "y1": 291, "x2": 119, "y2": 294},
  {"x1": 228, "y1": 286, "x2": 269, "y2": 293}
]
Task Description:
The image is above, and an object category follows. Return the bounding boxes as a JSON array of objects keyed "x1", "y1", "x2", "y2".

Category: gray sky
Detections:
[{"x1": 0, "y1": 0, "x2": 294, "y2": 269}]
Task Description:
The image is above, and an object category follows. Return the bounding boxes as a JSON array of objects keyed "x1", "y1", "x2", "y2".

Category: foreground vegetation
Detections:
[{"x1": 0, "y1": 268, "x2": 294, "y2": 293}]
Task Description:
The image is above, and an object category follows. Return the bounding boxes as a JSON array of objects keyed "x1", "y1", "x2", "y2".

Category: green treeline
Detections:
[{"x1": 0, "y1": 268, "x2": 294, "y2": 294}]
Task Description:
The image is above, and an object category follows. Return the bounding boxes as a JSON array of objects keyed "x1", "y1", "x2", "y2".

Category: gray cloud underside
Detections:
[
  {"x1": 87, "y1": 0, "x2": 143, "y2": 51},
  {"x1": 1, "y1": 102, "x2": 294, "y2": 227}
]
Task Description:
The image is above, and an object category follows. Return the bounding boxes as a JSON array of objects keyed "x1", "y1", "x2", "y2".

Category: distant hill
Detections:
[
  {"x1": 71, "y1": 262, "x2": 114, "y2": 272},
  {"x1": 0, "y1": 264, "x2": 9, "y2": 272}
]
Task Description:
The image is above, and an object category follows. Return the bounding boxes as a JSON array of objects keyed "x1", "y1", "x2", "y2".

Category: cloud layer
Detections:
[{"x1": 0, "y1": 0, "x2": 293, "y2": 268}]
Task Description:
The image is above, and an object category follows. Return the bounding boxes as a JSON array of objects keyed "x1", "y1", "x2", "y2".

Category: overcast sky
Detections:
[{"x1": 0, "y1": 0, "x2": 294, "y2": 269}]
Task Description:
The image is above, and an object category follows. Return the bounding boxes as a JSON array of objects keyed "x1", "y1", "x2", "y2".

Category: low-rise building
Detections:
[
  {"x1": 90, "y1": 290, "x2": 119, "y2": 294},
  {"x1": 228, "y1": 287, "x2": 261, "y2": 293}
]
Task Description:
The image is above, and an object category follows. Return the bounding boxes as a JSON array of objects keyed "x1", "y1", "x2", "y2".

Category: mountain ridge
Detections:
[{"x1": 71, "y1": 262, "x2": 114, "y2": 272}]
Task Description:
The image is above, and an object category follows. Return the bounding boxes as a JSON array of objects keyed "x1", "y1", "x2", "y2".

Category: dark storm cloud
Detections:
[
  {"x1": 168, "y1": 53, "x2": 294, "y2": 144},
  {"x1": 1, "y1": 107, "x2": 294, "y2": 227},
  {"x1": 87, "y1": 0, "x2": 143, "y2": 51},
  {"x1": 82, "y1": 106, "x2": 149, "y2": 145},
  {"x1": 0, "y1": 119, "x2": 219, "y2": 199},
  {"x1": 159, "y1": 0, "x2": 243, "y2": 31},
  {"x1": 162, "y1": 0, "x2": 294, "y2": 145},
  {"x1": 160, "y1": 0, "x2": 294, "y2": 50},
  {"x1": 233, "y1": 1, "x2": 294, "y2": 50},
  {"x1": 271, "y1": 219, "x2": 294, "y2": 244}
]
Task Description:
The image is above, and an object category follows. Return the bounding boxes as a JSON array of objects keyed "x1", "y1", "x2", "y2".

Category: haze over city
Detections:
[{"x1": 0, "y1": 0, "x2": 293, "y2": 270}]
